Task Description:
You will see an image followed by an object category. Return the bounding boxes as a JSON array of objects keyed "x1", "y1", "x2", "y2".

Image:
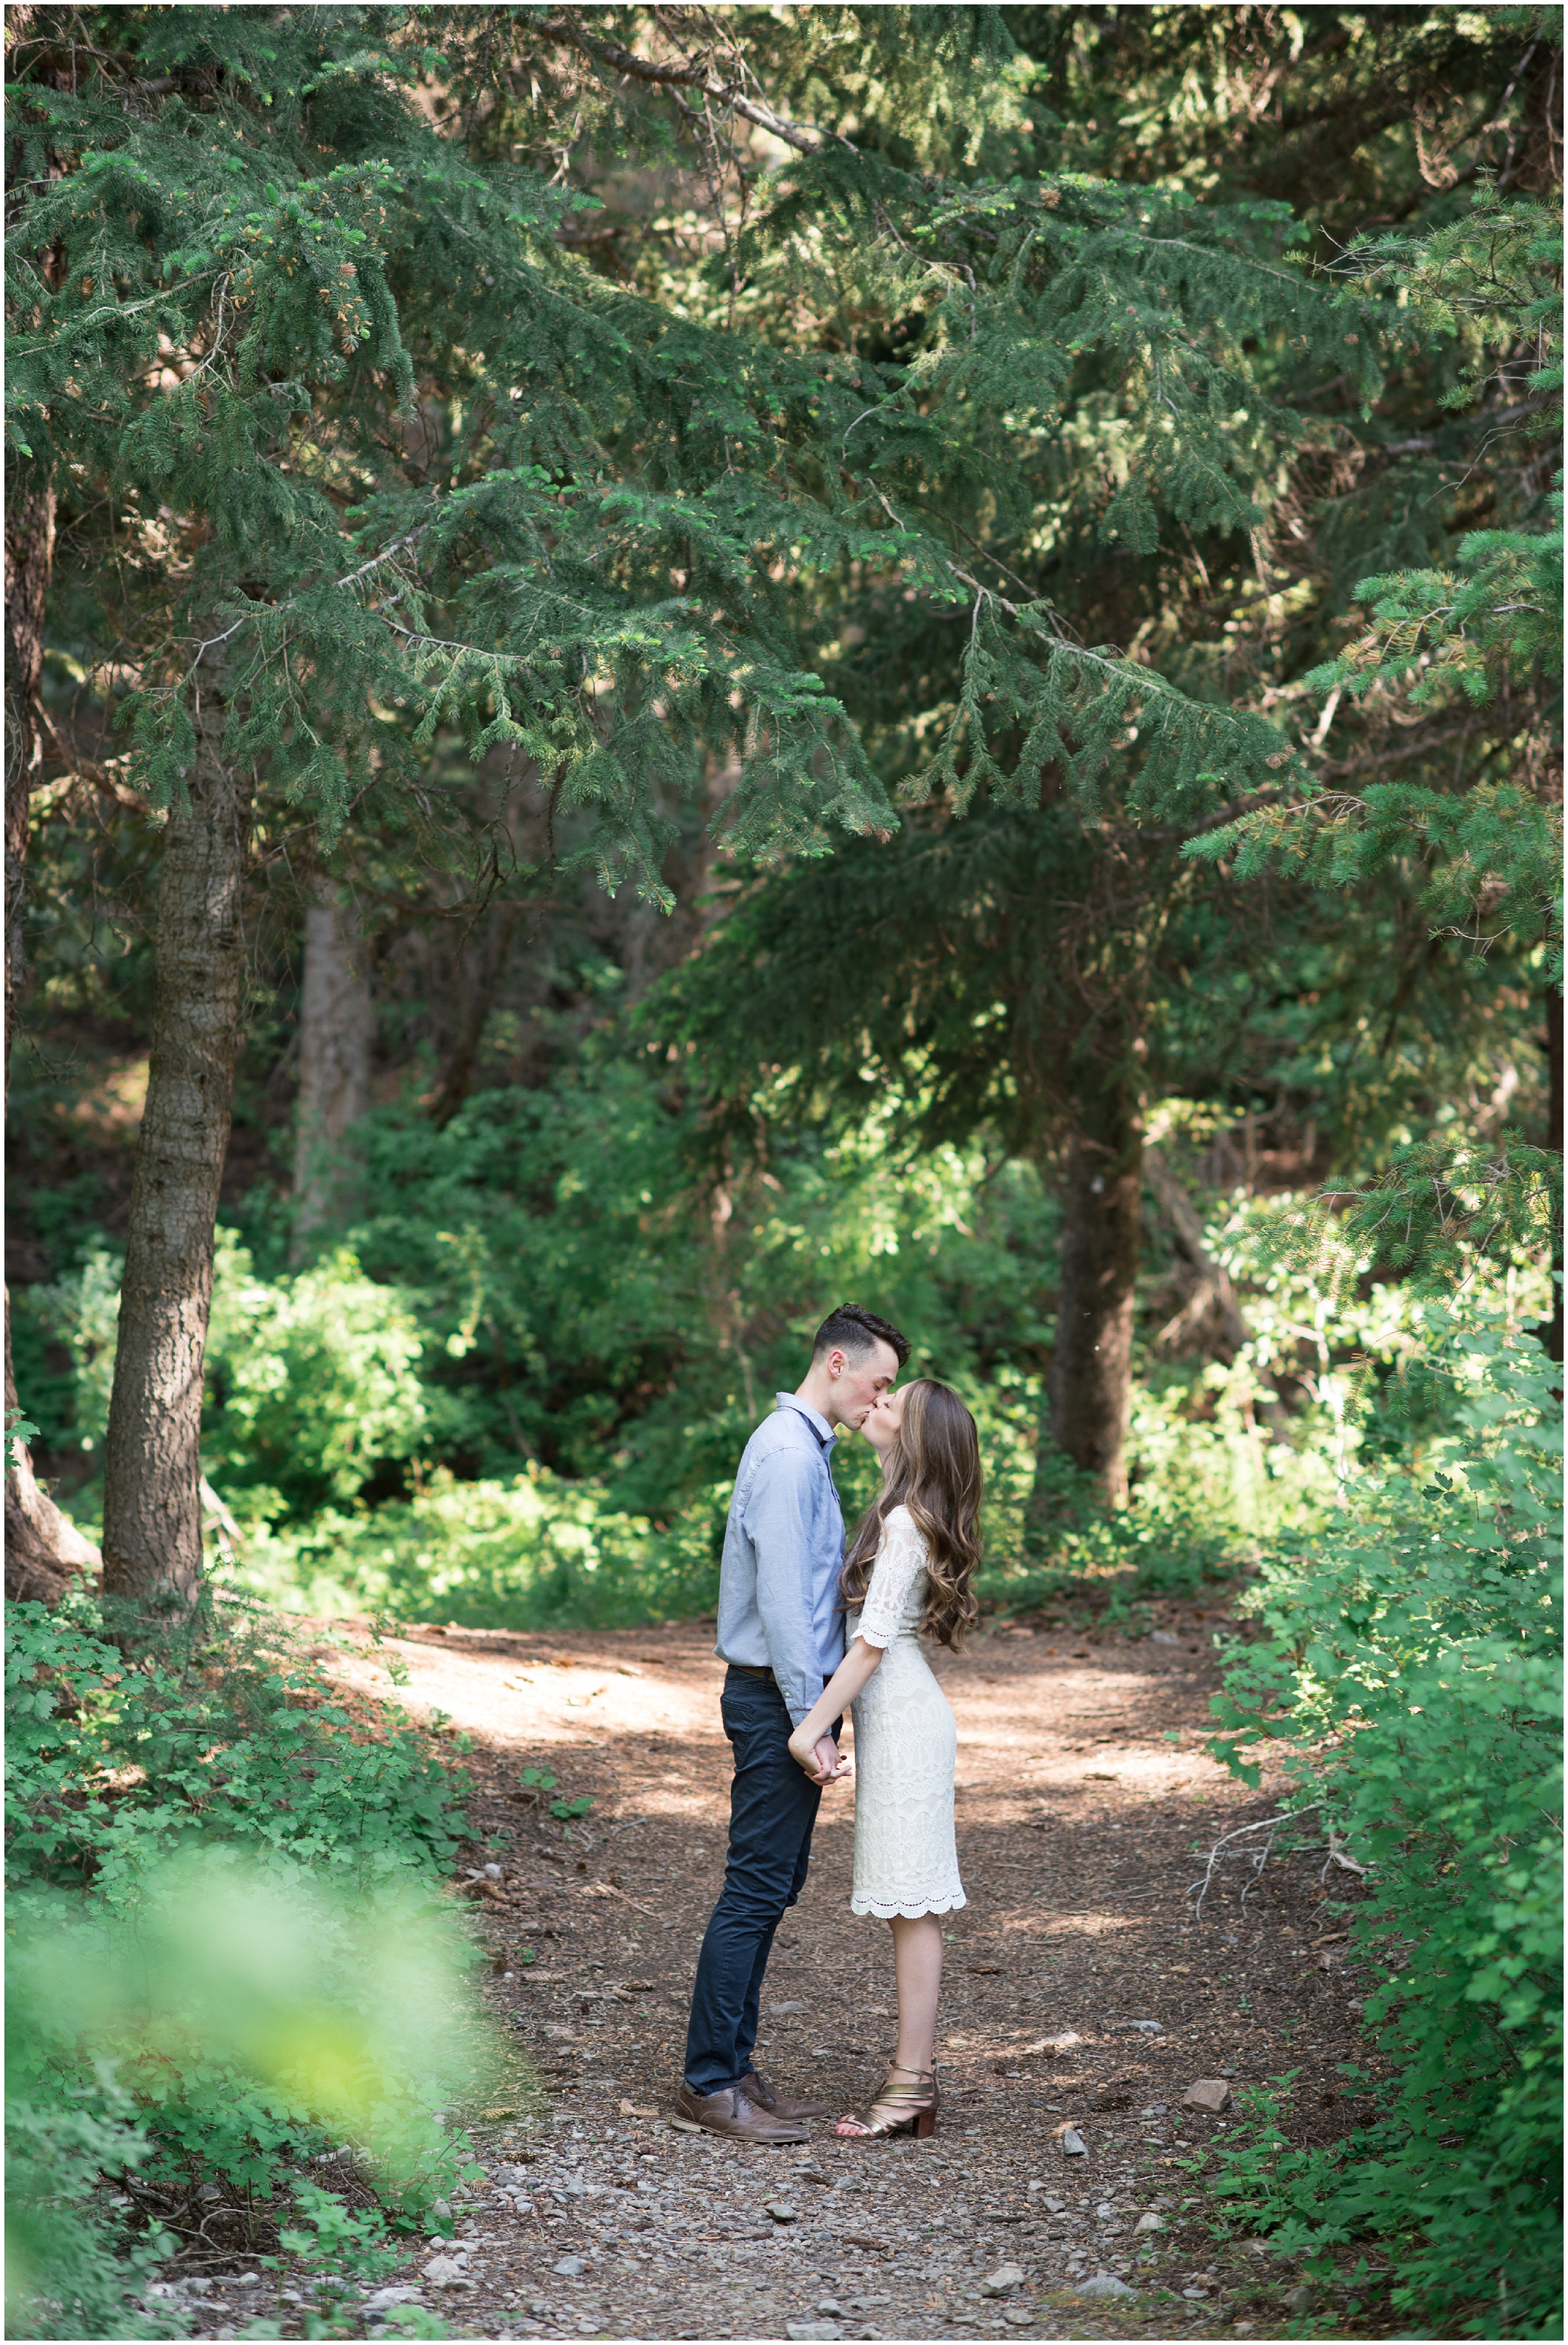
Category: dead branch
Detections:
[
  {"x1": 1146, "y1": 1144, "x2": 1254, "y2": 1361},
  {"x1": 529, "y1": 13, "x2": 853, "y2": 156},
  {"x1": 1187, "y1": 1805, "x2": 1328, "y2": 1923}
]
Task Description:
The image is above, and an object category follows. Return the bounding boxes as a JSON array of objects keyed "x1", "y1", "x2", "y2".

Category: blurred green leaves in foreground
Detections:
[{"x1": 5, "y1": 1600, "x2": 506, "y2": 2338}]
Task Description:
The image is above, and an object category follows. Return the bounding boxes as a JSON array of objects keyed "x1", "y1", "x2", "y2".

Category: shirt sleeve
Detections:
[
  {"x1": 855, "y1": 1507, "x2": 928, "y2": 1649},
  {"x1": 744, "y1": 1442, "x2": 828, "y2": 1726}
]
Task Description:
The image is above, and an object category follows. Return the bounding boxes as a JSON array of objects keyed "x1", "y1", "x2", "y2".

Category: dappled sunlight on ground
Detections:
[{"x1": 223, "y1": 1602, "x2": 1396, "y2": 2340}]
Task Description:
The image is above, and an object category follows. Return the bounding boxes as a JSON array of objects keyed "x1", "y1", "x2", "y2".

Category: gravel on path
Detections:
[{"x1": 177, "y1": 1598, "x2": 1389, "y2": 2342}]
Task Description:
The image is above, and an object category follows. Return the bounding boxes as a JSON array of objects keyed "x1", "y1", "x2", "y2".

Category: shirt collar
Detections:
[{"x1": 775, "y1": 1391, "x2": 837, "y2": 1449}]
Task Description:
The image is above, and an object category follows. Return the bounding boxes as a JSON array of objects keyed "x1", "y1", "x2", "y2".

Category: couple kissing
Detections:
[{"x1": 674, "y1": 1303, "x2": 983, "y2": 2146}]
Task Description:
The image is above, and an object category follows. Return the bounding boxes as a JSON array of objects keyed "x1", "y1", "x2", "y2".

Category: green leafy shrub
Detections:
[
  {"x1": 3, "y1": 2036, "x2": 179, "y2": 2342},
  {"x1": 4, "y1": 1597, "x2": 499, "y2": 2337},
  {"x1": 1204, "y1": 1330, "x2": 1562, "y2": 2339},
  {"x1": 27, "y1": 1063, "x2": 1539, "y2": 1635},
  {"x1": 339, "y1": 1065, "x2": 1066, "y2": 1514},
  {"x1": 11, "y1": 1235, "x2": 124, "y2": 1459},
  {"x1": 5, "y1": 1599, "x2": 473, "y2": 1895},
  {"x1": 203, "y1": 1238, "x2": 433, "y2": 1519},
  {"x1": 229, "y1": 1465, "x2": 725, "y2": 1628},
  {"x1": 19, "y1": 1235, "x2": 433, "y2": 1520}
]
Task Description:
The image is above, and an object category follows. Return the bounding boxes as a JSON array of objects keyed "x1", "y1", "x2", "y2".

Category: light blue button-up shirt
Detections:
[{"x1": 714, "y1": 1393, "x2": 847, "y2": 1726}]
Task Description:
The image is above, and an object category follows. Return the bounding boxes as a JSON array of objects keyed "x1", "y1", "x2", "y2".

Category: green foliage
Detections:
[
  {"x1": 1192, "y1": 188, "x2": 1562, "y2": 974},
  {"x1": 230, "y1": 1464, "x2": 725, "y2": 1631},
  {"x1": 653, "y1": 804, "x2": 1535, "y2": 1184},
  {"x1": 1236, "y1": 1134, "x2": 1562, "y2": 1332},
  {"x1": 13, "y1": 1235, "x2": 124, "y2": 1460},
  {"x1": 1305, "y1": 195, "x2": 1561, "y2": 710},
  {"x1": 4, "y1": 2044, "x2": 179, "y2": 2341},
  {"x1": 12, "y1": 0, "x2": 1467, "y2": 921},
  {"x1": 4, "y1": 1599, "x2": 473, "y2": 1894},
  {"x1": 21, "y1": 1233, "x2": 435, "y2": 1515},
  {"x1": 513, "y1": 1766, "x2": 594, "y2": 1826},
  {"x1": 29, "y1": 1055, "x2": 1544, "y2": 1632},
  {"x1": 4, "y1": 1595, "x2": 496, "y2": 2337},
  {"x1": 1204, "y1": 1332, "x2": 1562, "y2": 2337},
  {"x1": 7, "y1": 1403, "x2": 43, "y2": 1469},
  {"x1": 8, "y1": 17, "x2": 1559, "y2": 2341},
  {"x1": 226, "y1": 1169, "x2": 1519, "y2": 1630},
  {"x1": 337, "y1": 1055, "x2": 1066, "y2": 1517},
  {"x1": 203, "y1": 1239, "x2": 433, "y2": 1518}
]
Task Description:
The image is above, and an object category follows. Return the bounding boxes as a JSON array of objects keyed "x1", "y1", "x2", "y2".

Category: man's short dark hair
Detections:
[{"x1": 811, "y1": 1302, "x2": 911, "y2": 1369}]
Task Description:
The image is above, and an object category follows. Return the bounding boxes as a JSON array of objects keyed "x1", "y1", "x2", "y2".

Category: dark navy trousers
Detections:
[{"x1": 682, "y1": 1667, "x2": 832, "y2": 2095}]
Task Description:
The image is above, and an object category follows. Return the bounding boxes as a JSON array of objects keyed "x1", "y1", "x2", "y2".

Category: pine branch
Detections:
[
  {"x1": 1133, "y1": 789, "x2": 1286, "y2": 844},
  {"x1": 529, "y1": 13, "x2": 854, "y2": 156}
]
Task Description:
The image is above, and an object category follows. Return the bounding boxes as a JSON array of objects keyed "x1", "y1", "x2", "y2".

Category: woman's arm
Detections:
[{"x1": 787, "y1": 1637, "x2": 884, "y2": 1780}]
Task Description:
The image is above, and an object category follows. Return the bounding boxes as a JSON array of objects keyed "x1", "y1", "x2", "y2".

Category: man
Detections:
[{"x1": 674, "y1": 1302, "x2": 910, "y2": 2144}]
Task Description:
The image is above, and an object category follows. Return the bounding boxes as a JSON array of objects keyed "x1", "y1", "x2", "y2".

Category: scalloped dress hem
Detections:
[{"x1": 850, "y1": 1893, "x2": 968, "y2": 1920}]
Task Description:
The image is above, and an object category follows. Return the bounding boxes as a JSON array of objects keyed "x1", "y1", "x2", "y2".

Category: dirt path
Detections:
[{"x1": 198, "y1": 1598, "x2": 1377, "y2": 2342}]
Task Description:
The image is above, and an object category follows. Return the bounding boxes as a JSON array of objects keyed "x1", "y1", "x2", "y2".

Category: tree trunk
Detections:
[
  {"x1": 6, "y1": 1292, "x2": 101, "y2": 1600},
  {"x1": 1039, "y1": 1068, "x2": 1144, "y2": 1508},
  {"x1": 290, "y1": 873, "x2": 372, "y2": 1262},
  {"x1": 1537, "y1": 983, "x2": 1563, "y2": 1364},
  {"x1": 5, "y1": 473, "x2": 103, "y2": 1597},
  {"x1": 101, "y1": 654, "x2": 251, "y2": 1613},
  {"x1": 1146, "y1": 1142, "x2": 1293, "y2": 1436},
  {"x1": 4, "y1": 486, "x2": 51, "y2": 1070}
]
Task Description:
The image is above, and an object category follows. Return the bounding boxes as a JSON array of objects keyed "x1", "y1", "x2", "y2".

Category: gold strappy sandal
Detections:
[{"x1": 835, "y1": 2060, "x2": 939, "y2": 2140}]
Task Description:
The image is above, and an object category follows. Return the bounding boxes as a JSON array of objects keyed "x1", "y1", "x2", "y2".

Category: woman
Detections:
[{"x1": 787, "y1": 1377, "x2": 982, "y2": 2139}]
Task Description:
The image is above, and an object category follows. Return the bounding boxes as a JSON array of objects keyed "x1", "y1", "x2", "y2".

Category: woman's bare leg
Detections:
[
  {"x1": 837, "y1": 1914, "x2": 945, "y2": 2132},
  {"x1": 889, "y1": 1912, "x2": 943, "y2": 2072}
]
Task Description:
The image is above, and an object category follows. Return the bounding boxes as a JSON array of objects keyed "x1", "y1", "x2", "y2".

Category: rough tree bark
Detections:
[
  {"x1": 5, "y1": 474, "x2": 103, "y2": 1600},
  {"x1": 3, "y1": 488, "x2": 50, "y2": 1073},
  {"x1": 1538, "y1": 983, "x2": 1563, "y2": 1364},
  {"x1": 290, "y1": 873, "x2": 373, "y2": 1262},
  {"x1": 1037, "y1": 1063, "x2": 1145, "y2": 1509},
  {"x1": 100, "y1": 652, "x2": 252, "y2": 1612}
]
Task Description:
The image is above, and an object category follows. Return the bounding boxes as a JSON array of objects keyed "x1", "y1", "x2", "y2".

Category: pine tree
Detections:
[
  {"x1": 6, "y1": 6, "x2": 1557, "y2": 1591},
  {"x1": 1, "y1": 5, "x2": 887, "y2": 1606},
  {"x1": 1187, "y1": 188, "x2": 1564, "y2": 1353},
  {"x1": 650, "y1": 4, "x2": 1560, "y2": 1499}
]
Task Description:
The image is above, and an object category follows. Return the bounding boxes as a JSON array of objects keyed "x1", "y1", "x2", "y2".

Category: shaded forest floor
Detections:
[{"x1": 184, "y1": 1597, "x2": 1397, "y2": 2342}]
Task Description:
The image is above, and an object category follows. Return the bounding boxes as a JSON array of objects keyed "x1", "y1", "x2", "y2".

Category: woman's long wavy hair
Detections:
[{"x1": 840, "y1": 1378, "x2": 983, "y2": 1650}]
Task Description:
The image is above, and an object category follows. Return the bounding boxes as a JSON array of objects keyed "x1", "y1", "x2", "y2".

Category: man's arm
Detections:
[{"x1": 745, "y1": 1442, "x2": 828, "y2": 1729}]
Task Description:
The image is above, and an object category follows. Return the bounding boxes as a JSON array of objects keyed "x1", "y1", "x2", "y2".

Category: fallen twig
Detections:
[
  {"x1": 1322, "y1": 1832, "x2": 1369, "y2": 1882},
  {"x1": 1187, "y1": 1805, "x2": 1327, "y2": 1922}
]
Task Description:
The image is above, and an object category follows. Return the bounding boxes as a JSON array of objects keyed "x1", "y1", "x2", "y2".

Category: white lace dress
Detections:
[{"x1": 846, "y1": 1504, "x2": 966, "y2": 1920}]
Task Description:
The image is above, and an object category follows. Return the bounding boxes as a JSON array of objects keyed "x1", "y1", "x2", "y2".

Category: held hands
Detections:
[
  {"x1": 786, "y1": 1639, "x2": 879, "y2": 1784},
  {"x1": 788, "y1": 1728, "x2": 850, "y2": 1785}
]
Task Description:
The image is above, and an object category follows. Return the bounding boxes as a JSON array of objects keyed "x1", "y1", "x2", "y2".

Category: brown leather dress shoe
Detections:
[
  {"x1": 671, "y1": 2080, "x2": 808, "y2": 2144},
  {"x1": 739, "y1": 2066, "x2": 830, "y2": 2122}
]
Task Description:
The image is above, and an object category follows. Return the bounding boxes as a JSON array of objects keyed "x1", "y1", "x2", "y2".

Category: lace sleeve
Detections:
[{"x1": 855, "y1": 1506, "x2": 928, "y2": 1649}]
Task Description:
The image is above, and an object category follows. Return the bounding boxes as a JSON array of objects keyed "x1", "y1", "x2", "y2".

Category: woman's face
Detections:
[{"x1": 862, "y1": 1384, "x2": 906, "y2": 1460}]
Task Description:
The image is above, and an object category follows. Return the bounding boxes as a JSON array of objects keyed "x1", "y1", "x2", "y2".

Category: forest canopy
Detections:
[{"x1": 4, "y1": 5, "x2": 1562, "y2": 2339}]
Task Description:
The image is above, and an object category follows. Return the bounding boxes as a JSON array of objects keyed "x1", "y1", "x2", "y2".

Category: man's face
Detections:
[{"x1": 822, "y1": 1338, "x2": 900, "y2": 1431}]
